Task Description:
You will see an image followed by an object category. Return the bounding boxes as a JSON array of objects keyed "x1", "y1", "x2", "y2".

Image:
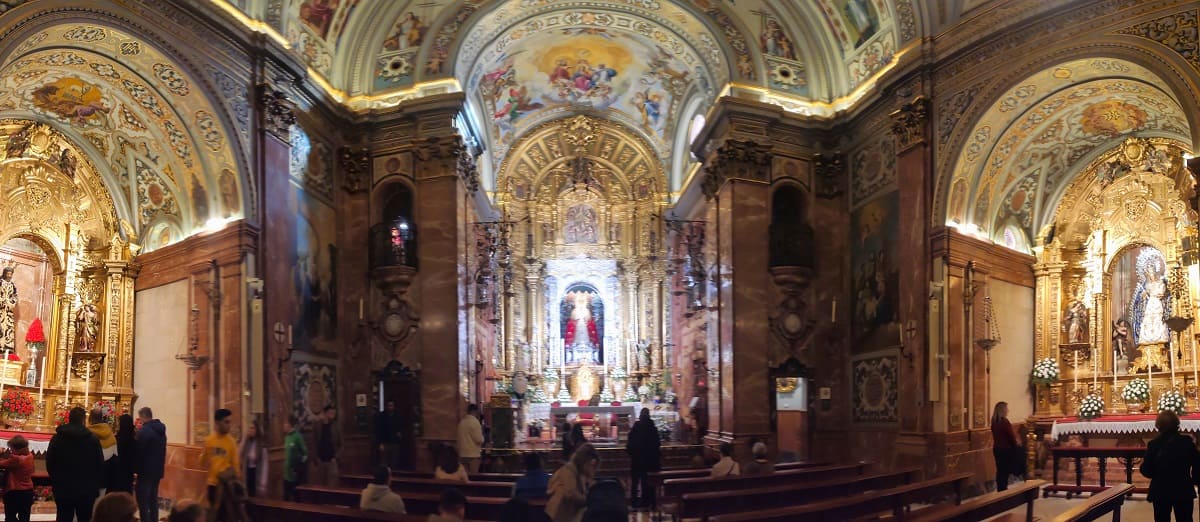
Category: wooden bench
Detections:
[
  {"x1": 1051, "y1": 484, "x2": 1134, "y2": 522},
  {"x1": 707, "y1": 472, "x2": 972, "y2": 522},
  {"x1": 648, "y1": 460, "x2": 825, "y2": 510},
  {"x1": 389, "y1": 469, "x2": 521, "y2": 482},
  {"x1": 679, "y1": 468, "x2": 922, "y2": 520},
  {"x1": 294, "y1": 484, "x2": 545, "y2": 521},
  {"x1": 339, "y1": 474, "x2": 515, "y2": 497},
  {"x1": 244, "y1": 498, "x2": 487, "y2": 522},
  {"x1": 905, "y1": 480, "x2": 1046, "y2": 522},
  {"x1": 659, "y1": 462, "x2": 870, "y2": 519}
]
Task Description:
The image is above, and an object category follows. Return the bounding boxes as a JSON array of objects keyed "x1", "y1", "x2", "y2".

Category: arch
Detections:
[
  {"x1": 937, "y1": 41, "x2": 1200, "y2": 232},
  {"x1": 0, "y1": 5, "x2": 252, "y2": 240},
  {"x1": 939, "y1": 54, "x2": 1194, "y2": 250}
]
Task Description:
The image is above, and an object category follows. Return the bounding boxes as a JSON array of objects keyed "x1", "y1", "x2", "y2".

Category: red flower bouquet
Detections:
[
  {"x1": 1, "y1": 389, "x2": 34, "y2": 417},
  {"x1": 92, "y1": 400, "x2": 117, "y2": 424},
  {"x1": 54, "y1": 409, "x2": 69, "y2": 427},
  {"x1": 24, "y1": 318, "x2": 45, "y2": 344}
]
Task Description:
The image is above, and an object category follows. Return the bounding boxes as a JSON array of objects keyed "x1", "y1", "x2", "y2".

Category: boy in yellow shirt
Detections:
[{"x1": 202, "y1": 408, "x2": 239, "y2": 505}]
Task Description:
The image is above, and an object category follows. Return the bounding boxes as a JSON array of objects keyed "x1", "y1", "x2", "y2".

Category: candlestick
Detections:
[
  {"x1": 1072, "y1": 348, "x2": 1078, "y2": 392},
  {"x1": 38, "y1": 356, "x2": 45, "y2": 403},
  {"x1": 1092, "y1": 344, "x2": 1098, "y2": 390},
  {"x1": 84, "y1": 371, "x2": 90, "y2": 408},
  {"x1": 358, "y1": 299, "x2": 364, "y2": 321},
  {"x1": 287, "y1": 325, "x2": 293, "y2": 347},
  {"x1": 831, "y1": 299, "x2": 837, "y2": 323},
  {"x1": 898, "y1": 325, "x2": 903, "y2": 347},
  {"x1": 1171, "y1": 338, "x2": 1178, "y2": 388}
]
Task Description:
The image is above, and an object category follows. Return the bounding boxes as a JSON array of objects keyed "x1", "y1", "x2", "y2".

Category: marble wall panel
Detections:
[{"x1": 133, "y1": 280, "x2": 190, "y2": 443}]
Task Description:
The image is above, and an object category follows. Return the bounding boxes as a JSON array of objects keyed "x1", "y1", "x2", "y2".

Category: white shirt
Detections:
[{"x1": 457, "y1": 415, "x2": 484, "y2": 459}]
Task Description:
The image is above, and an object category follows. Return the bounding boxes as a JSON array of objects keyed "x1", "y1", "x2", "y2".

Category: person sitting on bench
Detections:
[
  {"x1": 711, "y1": 443, "x2": 740, "y2": 478},
  {"x1": 360, "y1": 465, "x2": 406, "y2": 514}
]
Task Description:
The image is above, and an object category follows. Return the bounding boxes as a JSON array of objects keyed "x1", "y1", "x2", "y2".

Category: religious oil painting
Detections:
[
  {"x1": 292, "y1": 185, "x2": 338, "y2": 351},
  {"x1": 30, "y1": 77, "x2": 109, "y2": 127},
  {"x1": 851, "y1": 351, "x2": 898, "y2": 424},
  {"x1": 1110, "y1": 244, "x2": 1171, "y2": 374},
  {"x1": 560, "y1": 283, "x2": 604, "y2": 365},
  {"x1": 851, "y1": 192, "x2": 900, "y2": 354},
  {"x1": 298, "y1": 0, "x2": 339, "y2": 39},
  {"x1": 833, "y1": 0, "x2": 880, "y2": 48},
  {"x1": 293, "y1": 360, "x2": 336, "y2": 429},
  {"x1": 564, "y1": 204, "x2": 599, "y2": 244},
  {"x1": 474, "y1": 27, "x2": 687, "y2": 146}
]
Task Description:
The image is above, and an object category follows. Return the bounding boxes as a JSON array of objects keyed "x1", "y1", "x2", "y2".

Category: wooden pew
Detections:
[
  {"x1": 707, "y1": 472, "x2": 972, "y2": 522},
  {"x1": 294, "y1": 484, "x2": 545, "y2": 521},
  {"x1": 389, "y1": 469, "x2": 521, "y2": 482},
  {"x1": 679, "y1": 468, "x2": 922, "y2": 520},
  {"x1": 244, "y1": 498, "x2": 487, "y2": 522},
  {"x1": 1051, "y1": 484, "x2": 1134, "y2": 522},
  {"x1": 339, "y1": 474, "x2": 515, "y2": 496},
  {"x1": 659, "y1": 462, "x2": 870, "y2": 519},
  {"x1": 905, "y1": 480, "x2": 1046, "y2": 522},
  {"x1": 648, "y1": 460, "x2": 825, "y2": 510}
]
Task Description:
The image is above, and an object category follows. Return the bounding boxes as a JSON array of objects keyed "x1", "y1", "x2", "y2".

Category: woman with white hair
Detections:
[{"x1": 743, "y1": 442, "x2": 774, "y2": 476}]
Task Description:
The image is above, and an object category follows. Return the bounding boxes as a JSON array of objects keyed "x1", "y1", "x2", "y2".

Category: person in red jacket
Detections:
[
  {"x1": 991, "y1": 401, "x2": 1023, "y2": 491},
  {"x1": 0, "y1": 435, "x2": 36, "y2": 522}
]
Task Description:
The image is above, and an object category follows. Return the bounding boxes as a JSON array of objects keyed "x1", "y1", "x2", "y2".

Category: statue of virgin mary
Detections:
[{"x1": 1129, "y1": 250, "x2": 1170, "y2": 345}]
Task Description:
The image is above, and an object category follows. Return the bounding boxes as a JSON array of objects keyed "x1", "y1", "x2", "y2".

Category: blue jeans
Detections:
[{"x1": 136, "y1": 477, "x2": 160, "y2": 522}]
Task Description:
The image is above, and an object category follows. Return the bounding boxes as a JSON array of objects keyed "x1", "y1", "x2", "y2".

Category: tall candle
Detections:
[
  {"x1": 65, "y1": 357, "x2": 71, "y2": 404},
  {"x1": 84, "y1": 371, "x2": 90, "y2": 408},
  {"x1": 358, "y1": 299, "x2": 364, "y2": 321},
  {"x1": 1192, "y1": 335, "x2": 1198, "y2": 394},
  {"x1": 831, "y1": 299, "x2": 837, "y2": 323},
  {"x1": 38, "y1": 356, "x2": 45, "y2": 402},
  {"x1": 288, "y1": 325, "x2": 293, "y2": 347},
  {"x1": 1, "y1": 350, "x2": 10, "y2": 397},
  {"x1": 1171, "y1": 338, "x2": 1178, "y2": 387},
  {"x1": 1092, "y1": 344, "x2": 1098, "y2": 390}
]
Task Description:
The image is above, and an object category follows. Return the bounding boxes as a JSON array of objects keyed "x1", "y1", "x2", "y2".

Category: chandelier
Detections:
[{"x1": 975, "y1": 294, "x2": 1001, "y2": 352}]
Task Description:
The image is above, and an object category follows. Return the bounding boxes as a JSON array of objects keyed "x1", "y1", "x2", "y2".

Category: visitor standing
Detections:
[
  {"x1": 315, "y1": 406, "x2": 341, "y2": 486},
  {"x1": 47, "y1": 406, "x2": 104, "y2": 522},
  {"x1": 1141, "y1": 410, "x2": 1200, "y2": 522},
  {"x1": 282, "y1": 415, "x2": 307, "y2": 500},
  {"x1": 89, "y1": 409, "x2": 118, "y2": 495},
  {"x1": 0, "y1": 435, "x2": 35, "y2": 522},
  {"x1": 110, "y1": 414, "x2": 136, "y2": 493},
  {"x1": 457, "y1": 404, "x2": 484, "y2": 474},
  {"x1": 546, "y1": 443, "x2": 598, "y2": 522},
  {"x1": 135, "y1": 407, "x2": 167, "y2": 522},
  {"x1": 625, "y1": 408, "x2": 661, "y2": 509},
  {"x1": 239, "y1": 420, "x2": 268, "y2": 497},
  {"x1": 991, "y1": 401, "x2": 1022, "y2": 491},
  {"x1": 374, "y1": 400, "x2": 403, "y2": 468},
  {"x1": 202, "y1": 408, "x2": 240, "y2": 505}
]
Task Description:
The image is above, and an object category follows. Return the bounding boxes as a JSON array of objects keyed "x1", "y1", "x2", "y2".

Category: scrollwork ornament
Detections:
[
  {"x1": 814, "y1": 153, "x2": 846, "y2": 199},
  {"x1": 414, "y1": 136, "x2": 480, "y2": 194},
  {"x1": 339, "y1": 147, "x2": 371, "y2": 193},
  {"x1": 257, "y1": 85, "x2": 296, "y2": 141},
  {"x1": 700, "y1": 140, "x2": 772, "y2": 199},
  {"x1": 890, "y1": 97, "x2": 929, "y2": 152}
]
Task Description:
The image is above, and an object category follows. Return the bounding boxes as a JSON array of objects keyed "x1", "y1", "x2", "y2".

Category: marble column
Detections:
[
  {"x1": 413, "y1": 134, "x2": 477, "y2": 458},
  {"x1": 701, "y1": 140, "x2": 773, "y2": 456}
]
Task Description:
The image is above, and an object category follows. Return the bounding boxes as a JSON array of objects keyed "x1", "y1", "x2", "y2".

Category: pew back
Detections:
[
  {"x1": 662, "y1": 461, "x2": 870, "y2": 499},
  {"x1": 707, "y1": 472, "x2": 972, "y2": 522},
  {"x1": 244, "y1": 498, "x2": 488, "y2": 522},
  {"x1": 1051, "y1": 484, "x2": 1134, "y2": 522},
  {"x1": 906, "y1": 480, "x2": 1046, "y2": 522},
  {"x1": 340, "y1": 475, "x2": 514, "y2": 496},
  {"x1": 680, "y1": 468, "x2": 922, "y2": 520},
  {"x1": 294, "y1": 484, "x2": 545, "y2": 521}
]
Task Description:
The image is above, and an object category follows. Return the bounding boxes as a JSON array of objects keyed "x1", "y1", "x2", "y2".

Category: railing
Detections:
[
  {"x1": 369, "y1": 222, "x2": 417, "y2": 270},
  {"x1": 1044, "y1": 446, "x2": 1144, "y2": 498}
]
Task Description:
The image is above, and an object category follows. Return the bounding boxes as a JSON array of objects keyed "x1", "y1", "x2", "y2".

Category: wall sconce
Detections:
[
  {"x1": 176, "y1": 305, "x2": 211, "y2": 388},
  {"x1": 274, "y1": 321, "x2": 294, "y2": 379}
]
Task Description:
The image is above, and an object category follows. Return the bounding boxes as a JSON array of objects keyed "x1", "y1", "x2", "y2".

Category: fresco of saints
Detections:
[
  {"x1": 299, "y1": 0, "x2": 337, "y2": 39},
  {"x1": 843, "y1": 0, "x2": 878, "y2": 47},
  {"x1": 1129, "y1": 250, "x2": 1170, "y2": 345}
]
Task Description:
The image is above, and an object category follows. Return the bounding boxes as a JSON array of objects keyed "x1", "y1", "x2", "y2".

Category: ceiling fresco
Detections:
[
  {"x1": 0, "y1": 23, "x2": 244, "y2": 249},
  {"x1": 943, "y1": 59, "x2": 1192, "y2": 252}
]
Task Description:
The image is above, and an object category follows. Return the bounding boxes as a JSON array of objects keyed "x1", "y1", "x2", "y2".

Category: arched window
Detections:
[
  {"x1": 769, "y1": 185, "x2": 813, "y2": 268},
  {"x1": 371, "y1": 183, "x2": 417, "y2": 268}
]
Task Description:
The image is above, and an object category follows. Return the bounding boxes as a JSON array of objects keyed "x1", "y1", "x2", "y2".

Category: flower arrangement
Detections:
[
  {"x1": 1159, "y1": 389, "x2": 1187, "y2": 414},
  {"x1": 91, "y1": 400, "x2": 117, "y2": 424},
  {"x1": 1122, "y1": 378, "x2": 1151, "y2": 403},
  {"x1": 1030, "y1": 358, "x2": 1059, "y2": 385},
  {"x1": 33, "y1": 485, "x2": 52, "y2": 502},
  {"x1": 54, "y1": 409, "x2": 70, "y2": 427},
  {"x1": 24, "y1": 318, "x2": 45, "y2": 347},
  {"x1": 0, "y1": 389, "x2": 33, "y2": 418},
  {"x1": 1078, "y1": 394, "x2": 1104, "y2": 419}
]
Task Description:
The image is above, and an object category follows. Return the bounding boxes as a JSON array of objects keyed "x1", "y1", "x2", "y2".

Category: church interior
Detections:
[{"x1": 0, "y1": 0, "x2": 1196, "y2": 519}]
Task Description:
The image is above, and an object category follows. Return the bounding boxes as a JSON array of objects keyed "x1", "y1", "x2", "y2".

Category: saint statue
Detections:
[
  {"x1": 0, "y1": 268, "x2": 14, "y2": 353},
  {"x1": 1113, "y1": 318, "x2": 1132, "y2": 375},
  {"x1": 1063, "y1": 300, "x2": 1089, "y2": 344},
  {"x1": 74, "y1": 302, "x2": 99, "y2": 352},
  {"x1": 636, "y1": 339, "x2": 651, "y2": 371},
  {"x1": 1129, "y1": 251, "x2": 1170, "y2": 345}
]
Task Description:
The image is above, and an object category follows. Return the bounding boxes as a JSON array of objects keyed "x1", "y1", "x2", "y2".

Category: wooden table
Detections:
[{"x1": 1044, "y1": 446, "x2": 1145, "y2": 498}]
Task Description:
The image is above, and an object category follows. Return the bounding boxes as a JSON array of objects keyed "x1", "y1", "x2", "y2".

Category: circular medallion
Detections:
[
  {"x1": 782, "y1": 313, "x2": 803, "y2": 334},
  {"x1": 383, "y1": 312, "x2": 407, "y2": 337}
]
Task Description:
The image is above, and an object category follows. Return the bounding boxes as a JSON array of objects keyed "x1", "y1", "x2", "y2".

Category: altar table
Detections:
[
  {"x1": 0, "y1": 429, "x2": 53, "y2": 454},
  {"x1": 1050, "y1": 413, "x2": 1200, "y2": 439}
]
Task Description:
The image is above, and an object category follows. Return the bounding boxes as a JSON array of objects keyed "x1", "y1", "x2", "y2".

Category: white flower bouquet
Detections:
[
  {"x1": 1159, "y1": 388, "x2": 1187, "y2": 414},
  {"x1": 1122, "y1": 378, "x2": 1150, "y2": 402},
  {"x1": 1078, "y1": 393, "x2": 1104, "y2": 419},
  {"x1": 1030, "y1": 358, "x2": 1059, "y2": 385}
]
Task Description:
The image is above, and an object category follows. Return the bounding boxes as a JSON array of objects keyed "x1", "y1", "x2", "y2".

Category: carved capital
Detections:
[
  {"x1": 339, "y1": 147, "x2": 371, "y2": 193},
  {"x1": 414, "y1": 136, "x2": 480, "y2": 194},
  {"x1": 890, "y1": 96, "x2": 929, "y2": 152},
  {"x1": 701, "y1": 140, "x2": 772, "y2": 199},
  {"x1": 257, "y1": 85, "x2": 296, "y2": 141},
  {"x1": 813, "y1": 153, "x2": 846, "y2": 199}
]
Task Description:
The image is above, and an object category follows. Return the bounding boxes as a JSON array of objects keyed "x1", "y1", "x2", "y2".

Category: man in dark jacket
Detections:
[
  {"x1": 626, "y1": 407, "x2": 661, "y2": 509},
  {"x1": 135, "y1": 407, "x2": 167, "y2": 522},
  {"x1": 46, "y1": 406, "x2": 104, "y2": 522},
  {"x1": 374, "y1": 400, "x2": 402, "y2": 469},
  {"x1": 1141, "y1": 410, "x2": 1200, "y2": 522}
]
